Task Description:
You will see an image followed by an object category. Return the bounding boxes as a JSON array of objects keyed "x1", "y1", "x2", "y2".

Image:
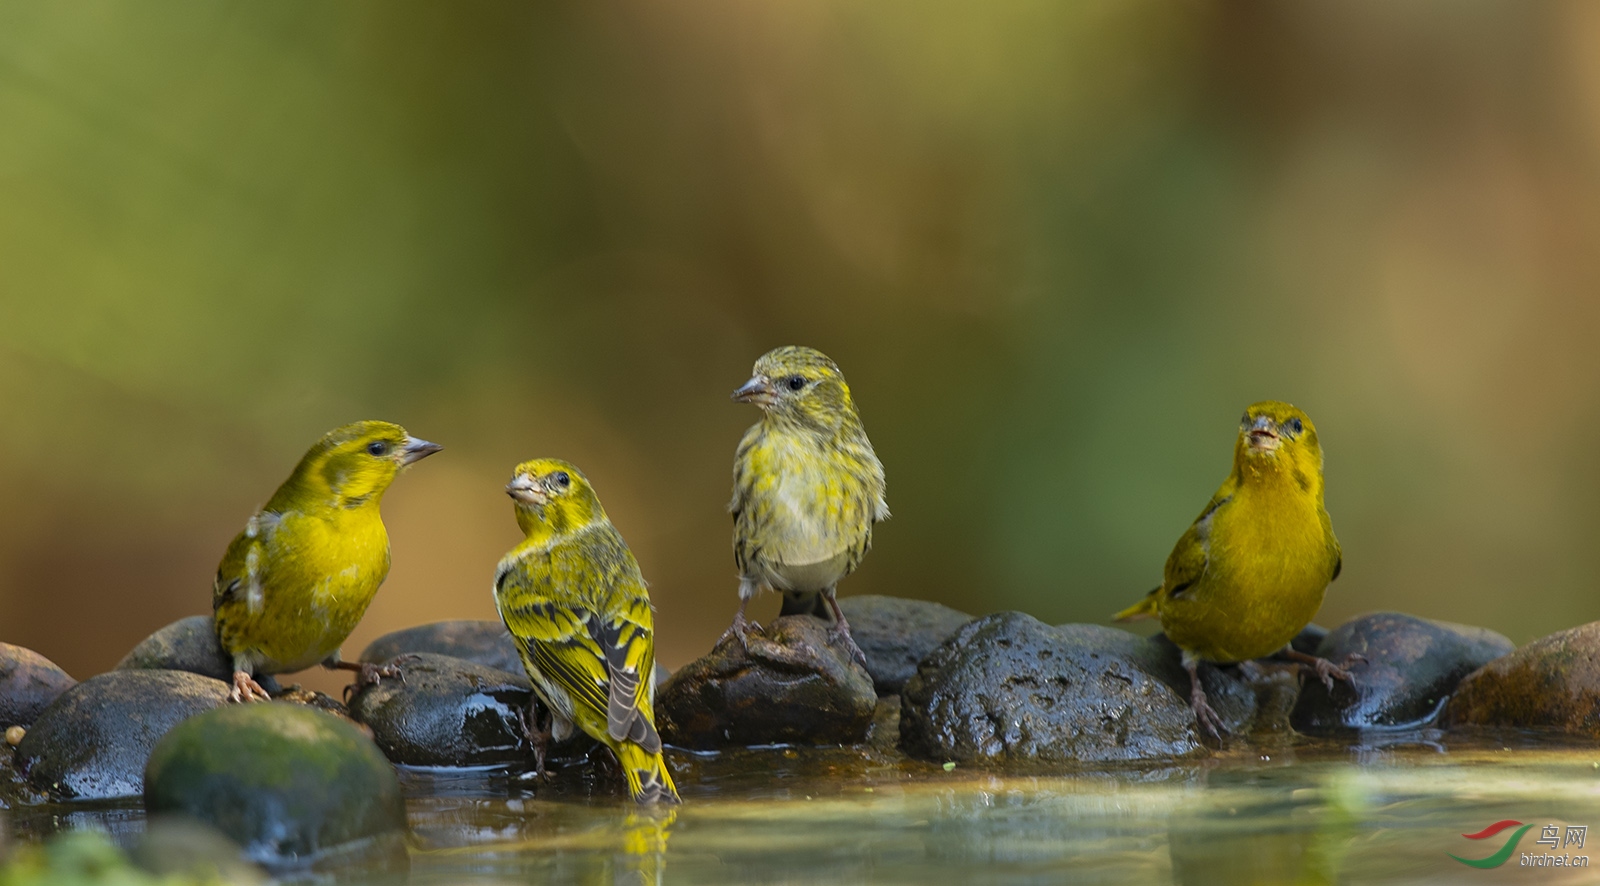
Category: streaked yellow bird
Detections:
[
  {"x1": 213, "y1": 421, "x2": 441, "y2": 702},
  {"x1": 493, "y1": 458, "x2": 678, "y2": 805},
  {"x1": 1115, "y1": 401, "x2": 1353, "y2": 737},
  {"x1": 726, "y1": 346, "x2": 888, "y2": 666}
]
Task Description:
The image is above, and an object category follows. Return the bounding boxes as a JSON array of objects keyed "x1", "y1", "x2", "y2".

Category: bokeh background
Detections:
[{"x1": 4, "y1": 1, "x2": 1599, "y2": 694}]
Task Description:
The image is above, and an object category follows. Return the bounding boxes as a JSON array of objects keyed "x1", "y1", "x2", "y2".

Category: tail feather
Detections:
[
  {"x1": 616, "y1": 742, "x2": 680, "y2": 805},
  {"x1": 1113, "y1": 587, "x2": 1162, "y2": 623}
]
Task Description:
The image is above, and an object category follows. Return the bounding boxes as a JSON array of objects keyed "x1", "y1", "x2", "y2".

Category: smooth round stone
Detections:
[
  {"x1": 115, "y1": 615, "x2": 279, "y2": 694},
  {"x1": 901, "y1": 612, "x2": 1205, "y2": 764},
  {"x1": 17, "y1": 669, "x2": 230, "y2": 799},
  {"x1": 144, "y1": 702, "x2": 406, "y2": 872},
  {"x1": 656, "y1": 615, "x2": 877, "y2": 749},
  {"x1": 1292, "y1": 612, "x2": 1513, "y2": 732},
  {"x1": 1445, "y1": 620, "x2": 1600, "y2": 736},
  {"x1": 349, "y1": 652, "x2": 545, "y2": 767},
  {"x1": 359, "y1": 620, "x2": 524, "y2": 675},
  {"x1": 0, "y1": 643, "x2": 75, "y2": 729},
  {"x1": 838, "y1": 595, "x2": 974, "y2": 695}
]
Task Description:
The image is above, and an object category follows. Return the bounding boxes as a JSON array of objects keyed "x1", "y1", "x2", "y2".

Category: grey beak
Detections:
[
  {"x1": 400, "y1": 437, "x2": 443, "y2": 466},
  {"x1": 732, "y1": 376, "x2": 776, "y2": 404}
]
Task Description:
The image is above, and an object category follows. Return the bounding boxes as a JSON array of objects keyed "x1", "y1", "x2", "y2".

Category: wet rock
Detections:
[
  {"x1": 900, "y1": 612, "x2": 1204, "y2": 764},
  {"x1": 359, "y1": 620, "x2": 524, "y2": 675},
  {"x1": 656, "y1": 615, "x2": 877, "y2": 749},
  {"x1": 1292, "y1": 612, "x2": 1513, "y2": 733},
  {"x1": 144, "y1": 703, "x2": 407, "y2": 875},
  {"x1": 16, "y1": 669, "x2": 229, "y2": 800},
  {"x1": 1139, "y1": 634, "x2": 1263, "y2": 736},
  {"x1": 1444, "y1": 621, "x2": 1600, "y2": 736},
  {"x1": 839, "y1": 595, "x2": 973, "y2": 695},
  {"x1": 115, "y1": 616, "x2": 279, "y2": 694},
  {"x1": 0, "y1": 643, "x2": 76, "y2": 729},
  {"x1": 1, "y1": 743, "x2": 45, "y2": 808},
  {"x1": 349, "y1": 652, "x2": 555, "y2": 767}
]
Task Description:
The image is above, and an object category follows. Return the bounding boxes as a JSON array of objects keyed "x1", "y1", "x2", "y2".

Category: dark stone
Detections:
[
  {"x1": 1139, "y1": 634, "x2": 1273, "y2": 736},
  {"x1": 1292, "y1": 612, "x2": 1513, "y2": 733},
  {"x1": 16, "y1": 669, "x2": 230, "y2": 800},
  {"x1": 1445, "y1": 621, "x2": 1600, "y2": 736},
  {"x1": 656, "y1": 615, "x2": 877, "y2": 749},
  {"x1": 838, "y1": 595, "x2": 973, "y2": 695},
  {"x1": 1287, "y1": 624, "x2": 1329, "y2": 656},
  {"x1": 349, "y1": 652, "x2": 556, "y2": 767},
  {"x1": 0, "y1": 643, "x2": 76, "y2": 729},
  {"x1": 1, "y1": 743, "x2": 45, "y2": 808},
  {"x1": 116, "y1": 616, "x2": 279, "y2": 694},
  {"x1": 144, "y1": 703, "x2": 407, "y2": 875},
  {"x1": 359, "y1": 620, "x2": 523, "y2": 675},
  {"x1": 900, "y1": 612, "x2": 1204, "y2": 764}
]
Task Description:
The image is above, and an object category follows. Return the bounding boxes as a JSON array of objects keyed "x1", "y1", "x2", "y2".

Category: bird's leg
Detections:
[
  {"x1": 1280, "y1": 646, "x2": 1363, "y2": 690},
  {"x1": 717, "y1": 580, "x2": 765, "y2": 652},
  {"x1": 1182, "y1": 653, "x2": 1228, "y2": 740},
  {"x1": 328, "y1": 653, "x2": 416, "y2": 702},
  {"x1": 824, "y1": 590, "x2": 870, "y2": 669},
  {"x1": 519, "y1": 700, "x2": 553, "y2": 779},
  {"x1": 229, "y1": 670, "x2": 271, "y2": 704}
]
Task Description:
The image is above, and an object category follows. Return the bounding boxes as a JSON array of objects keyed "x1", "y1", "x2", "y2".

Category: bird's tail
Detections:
[
  {"x1": 1113, "y1": 587, "x2": 1162, "y2": 623},
  {"x1": 617, "y1": 742, "x2": 680, "y2": 805}
]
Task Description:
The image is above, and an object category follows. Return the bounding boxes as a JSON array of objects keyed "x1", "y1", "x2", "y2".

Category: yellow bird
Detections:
[
  {"x1": 726, "y1": 346, "x2": 888, "y2": 665},
  {"x1": 493, "y1": 459, "x2": 678, "y2": 804},
  {"x1": 213, "y1": 421, "x2": 441, "y2": 702},
  {"x1": 1115, "y1": 401, "x2": 1353, "y2": 737}
]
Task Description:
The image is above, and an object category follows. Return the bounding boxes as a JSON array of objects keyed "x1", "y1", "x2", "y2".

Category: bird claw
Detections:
[
  {"x1": 1309, "y1": 656, "x2": 1357, "y2": 691},
  {"x1": 229, "y1": 671, "x2": 271, "y2": 704},
  {"x1": 830, "y1": 627, "x2": 870, "y2": 670},
  {"x1": 1192, "y1": 696, "x2": 1229, "y2": 741},
  {"x1": 719, "y1": 613, "x2": 763, "y2": 653},
  {"x1": 342, "y1": 658, "x2": 411, "y2": 703}
]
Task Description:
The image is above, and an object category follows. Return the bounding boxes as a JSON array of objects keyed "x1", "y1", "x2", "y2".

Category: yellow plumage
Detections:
[
  {"x1": 493, "y1": 458, "x2": 678, "y2": 804},
  {"x1": 1115, "y1": 401, "x2": 1347, "y2": 736},
  {"x1": 725, "y1": 346, "x2": 887, "y2": 663},
  {"x1": 213, "y1": 421, "x2": 441, "y2": 702}
]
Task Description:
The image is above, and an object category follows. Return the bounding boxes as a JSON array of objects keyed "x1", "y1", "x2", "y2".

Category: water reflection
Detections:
[{"x1": 11, "y1": 740, "x2": 1600, "y2": 884}]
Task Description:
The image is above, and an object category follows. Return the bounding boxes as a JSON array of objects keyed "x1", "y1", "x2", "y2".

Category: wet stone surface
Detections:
[
  {"x1": 144, "y1": 702, "x2": 408, "y2": 876},
  {"x1": 1445, "y1": 619, "x2": 1600, "y2": 736},
  {"x1": 1292, "y1": 612, "x2": 1513, "y2": 733},
  {"x1": 359, "y1": 620, "x2": 524, "y2": 675},
  {"x1": 349, "y1": 652, "x2": 559, "y2": 767},
  {"x1": 839, "y1": 595, "x2": 973, "y2": 695},
  {"x1": 900, "y1": 612, "x2": 1205, "y2": 764},
  {"x1": 115, "y1": 615, "x2": 280, "y2": 694},
  {"x1": 16, "y1": 669, "x2": 230, "y2": 800},
  {"x1": 656, "y1": 615, "x2": 878, "y2": 749},
  {"x1": 0, "y1": 643, "x2": 76, "y2": 730}
]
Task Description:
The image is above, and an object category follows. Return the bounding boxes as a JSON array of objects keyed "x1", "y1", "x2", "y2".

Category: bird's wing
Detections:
[
  {"x1": 213, "y1": 510, "x2": 281, "y2": 615},
  {"x1": 497, "y1": 525, "x2": 661, "y2": 753},
  {"x1": 1163, "y1": 491, "x2": 1232, "y2": 599}
]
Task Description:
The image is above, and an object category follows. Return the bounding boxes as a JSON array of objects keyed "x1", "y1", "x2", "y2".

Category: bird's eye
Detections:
[
  {"x1": 553, "y1": 471, "x2": 571, "y2": 489},
  {"x1": 366, "y1": 441, "x2": 389, "y2": 457},
  {"x1": 1285, "y1": 417, "x2": 1303, "y2": 436},
  {"x1": 785, "y1": 375, "x2": 808, "y2": 392}
]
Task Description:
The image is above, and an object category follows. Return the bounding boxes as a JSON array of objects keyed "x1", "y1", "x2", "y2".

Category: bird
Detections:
[
  {"x1": 493, "y1": 458, "x2": 679, "y2": 805},
  {"x1": 1114, "y1": 401, "x2": 1353, "y2": 738},
  {"x1": 725, "y1": 345, "x2": 888, "y2": 666},
  {"x1": 213, "y1": 420, "x2": 442, "y2": 703}
]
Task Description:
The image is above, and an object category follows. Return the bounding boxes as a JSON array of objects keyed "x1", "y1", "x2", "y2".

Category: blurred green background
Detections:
[{"x1": 3, "y1": 1, "x2": 1598, "y2": 691}]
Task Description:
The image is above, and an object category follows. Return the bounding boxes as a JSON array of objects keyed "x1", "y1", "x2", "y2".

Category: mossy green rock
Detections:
[{"x1": 144, "y1": 703, "x2": 406, "y2": 868}]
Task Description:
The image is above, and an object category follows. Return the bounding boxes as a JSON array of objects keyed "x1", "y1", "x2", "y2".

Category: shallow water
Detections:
[{"x1": 7, "y1": 732, "x2": 1600, "y2": 885}]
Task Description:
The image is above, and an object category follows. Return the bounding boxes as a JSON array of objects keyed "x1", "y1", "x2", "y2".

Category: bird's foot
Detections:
[
  {"x1": 339, "y1": 656, "x2": 414, "y2": 703},
  {"x1": 1282, "y1": 647, "x2": 1362, "y2": 691},
  {"x1": 517, "y1": 704, "x2": 553, "y2": 780},
  {"x1": 829, "y1": 626, "x2": 870, "y2": 670},
  {"x1": 718, "y1": 612, "x2": 762, "y2": 654},
  {"x1": 229, "y1": 671, "x2": 271, "y2": 704},
  {"x1": 1182, "y1": 657, "x2": 1229, "y2": 740}
]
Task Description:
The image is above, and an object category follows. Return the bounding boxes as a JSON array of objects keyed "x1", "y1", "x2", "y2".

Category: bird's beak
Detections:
[
  {"x1": 506, "y1": 474, "x2": 547, "y2": 506},
  {"x1": 1246, "y1": 416, "x2": 1281, "y2": 453},
  {"x1": 399, "y1": 437, "x2": 444, "y2": 466},
  {"x1": 732, "y1": 375, "x2": 777, "y2": 406}
]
